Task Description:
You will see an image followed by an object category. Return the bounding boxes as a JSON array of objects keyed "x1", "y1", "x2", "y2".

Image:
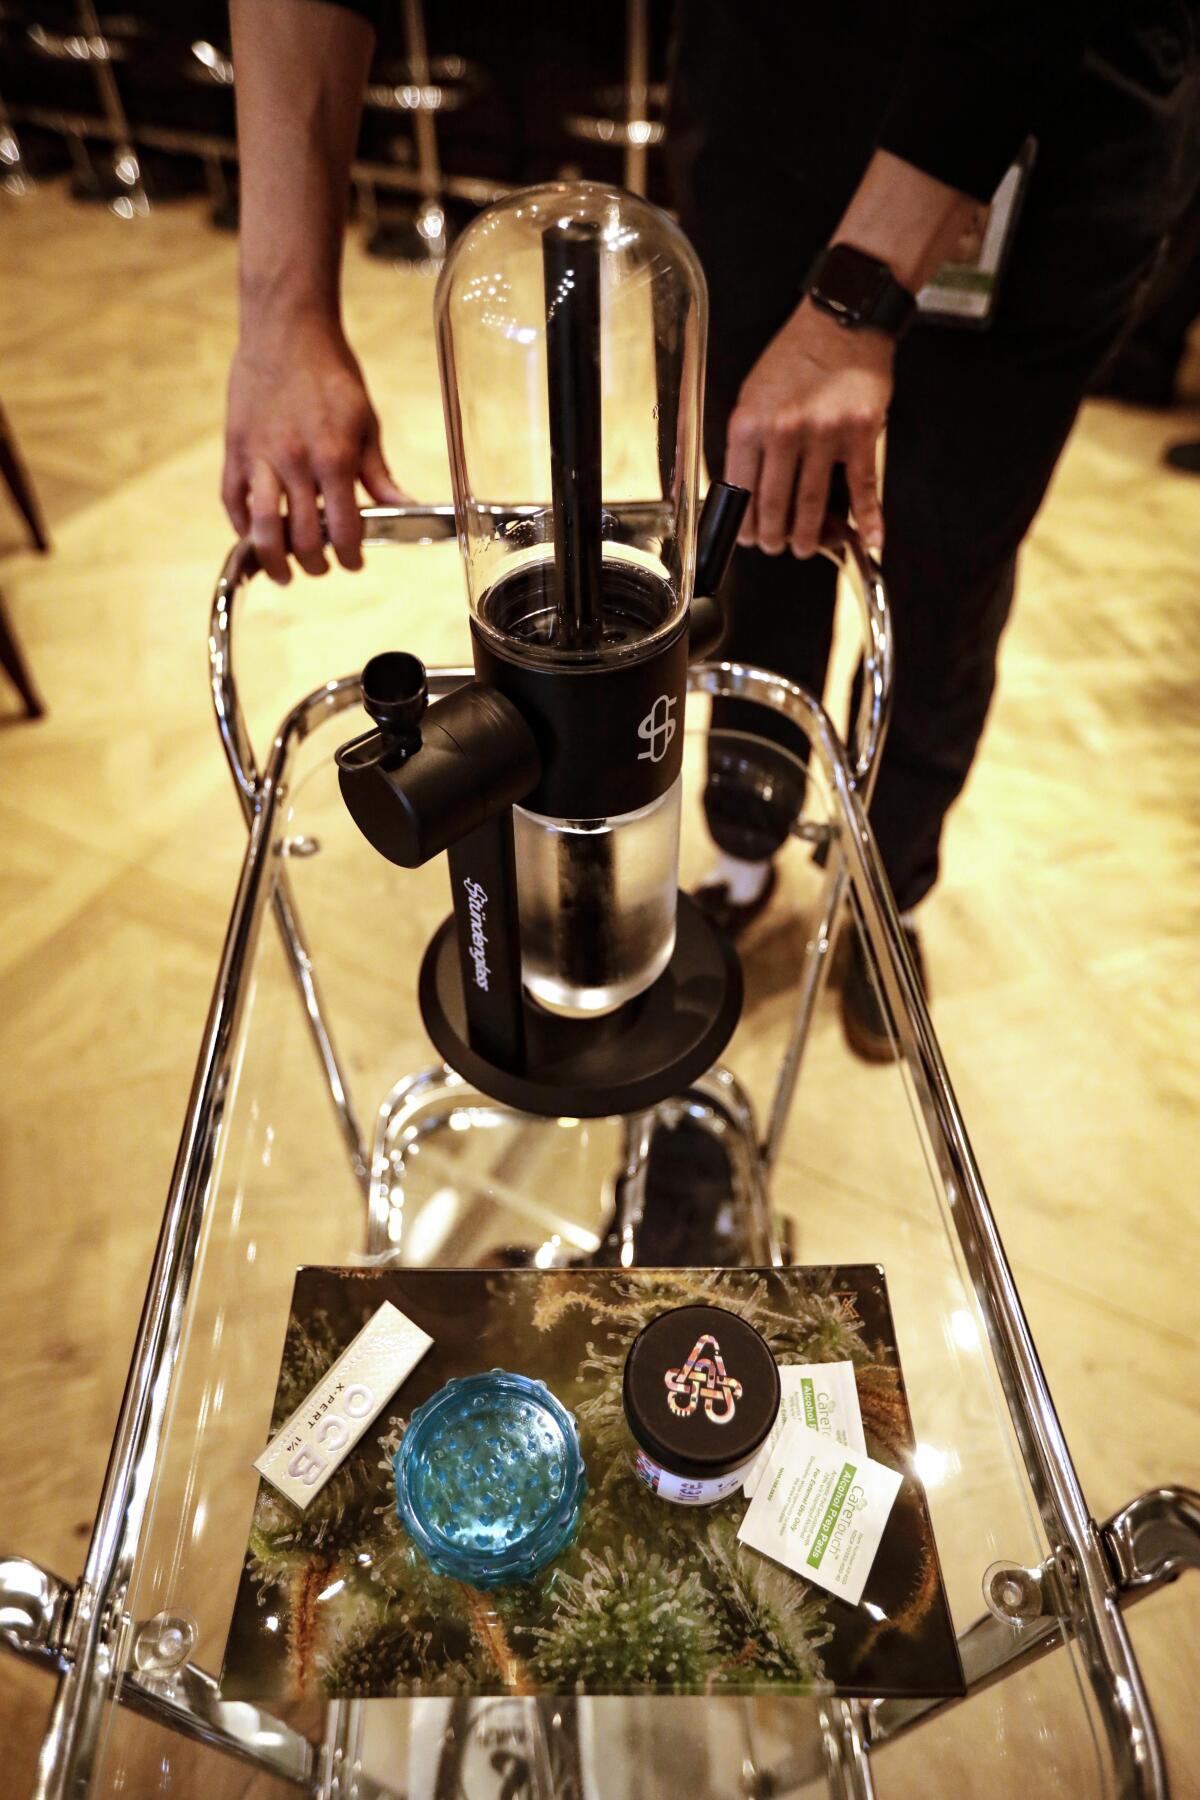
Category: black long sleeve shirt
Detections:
[{"x1": 307, "y1": 1, "x2": 1178, "y2": 205}]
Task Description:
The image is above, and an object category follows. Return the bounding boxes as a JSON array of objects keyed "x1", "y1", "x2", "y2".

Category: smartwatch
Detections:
[{"x1": 805, "y1": 243, "x2": 917, "y2": 338}]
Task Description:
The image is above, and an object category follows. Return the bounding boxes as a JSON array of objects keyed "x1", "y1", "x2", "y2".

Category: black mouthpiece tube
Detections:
[
  {"x1": 693, "y1": 481, "x2": 751, "y2": 598},
  {"x1": 543, "y1": 219, "x2": 604, "y2": 651},
  {"x1": 360, "y1": 650, "x2": 428, "y2": 752}
]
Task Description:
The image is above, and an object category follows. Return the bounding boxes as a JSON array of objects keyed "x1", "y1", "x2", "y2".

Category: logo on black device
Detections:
[
  {"x1": 637, "y1": 693, "x2": 677, "y2": 764},
  {"x1": 463, "y1": 877, "x2": 490, "y2": 991}
]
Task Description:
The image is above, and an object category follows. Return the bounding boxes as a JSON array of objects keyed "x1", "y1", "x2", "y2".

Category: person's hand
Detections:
[
  {"x1": 222, "y1": 314, "x2": 409, "y2": 583},
  {"x1": 726, "y1": 299, "x2": 894, "y2": 558}
]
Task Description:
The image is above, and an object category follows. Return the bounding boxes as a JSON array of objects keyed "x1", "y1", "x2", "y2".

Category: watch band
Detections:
[{"x1": 805, "y1": 244, "x2": 918, "y2": 338}]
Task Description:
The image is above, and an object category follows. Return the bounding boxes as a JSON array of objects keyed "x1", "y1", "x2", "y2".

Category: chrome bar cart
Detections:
[{"x1": 2, "y1": 509, "x2": 1197, "y2": 1800}]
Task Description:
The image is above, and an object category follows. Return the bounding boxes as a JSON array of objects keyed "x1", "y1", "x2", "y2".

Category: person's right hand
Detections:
[{"x1": 222, "y1": 314, "x2": 409, "y2": 583}]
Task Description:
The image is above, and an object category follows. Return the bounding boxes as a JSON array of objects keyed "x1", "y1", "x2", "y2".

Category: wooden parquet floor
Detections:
[{"x1": 1, "y1": 185, "x2": 1197, "y2": 1797}]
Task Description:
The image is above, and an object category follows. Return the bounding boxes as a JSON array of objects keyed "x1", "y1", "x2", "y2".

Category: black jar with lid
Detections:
[{"x1": 622, "y1": 1303, "x2": 781, "y2": 1505}]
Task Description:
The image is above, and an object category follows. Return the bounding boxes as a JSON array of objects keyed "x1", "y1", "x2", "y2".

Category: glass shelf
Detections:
[
  {"x1": 10, "y1": 496, "x2": 1178, "y2": 1800},
  {"x1": 78, "y1": 711, "x2": 1114, "y2": 1798}
]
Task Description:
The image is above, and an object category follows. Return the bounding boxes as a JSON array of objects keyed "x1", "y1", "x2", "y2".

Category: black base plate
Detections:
[{"x1": 418, "y1": 893, "x2": 743, "y2": 1118}]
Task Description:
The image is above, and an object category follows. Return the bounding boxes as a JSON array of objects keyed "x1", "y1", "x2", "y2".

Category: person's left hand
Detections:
[{"x1": 726, "y1": 299, "x2": 894, "y2": 558}]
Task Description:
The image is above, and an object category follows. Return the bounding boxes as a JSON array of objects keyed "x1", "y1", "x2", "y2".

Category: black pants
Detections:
[
  {"x1": 671, "y1": 1, "x2": 1199, "y2": 910},
  {"x1": 1104, "y1": 167, "x2": 1200, "y2": 389}
]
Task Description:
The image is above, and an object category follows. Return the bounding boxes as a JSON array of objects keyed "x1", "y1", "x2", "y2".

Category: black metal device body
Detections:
[
  {"x1": 337, "y1": 663, "x2": 540, "y2": 869},
  {"x1": 469, "y1": 605, "x2": 688, "y2": 821},
  {"x1": 336, "y1": 654, "x2": 540, "y2": 1073},
  {"x1": 418, "y1": 893, "x2": 743, "y2": 1116},
  {"x1": 337, "y1": 200, "x2": 751, "y2": 1117},
  {"x1": 336, "y1": 484, "x2": 746, "y2": 1117}
]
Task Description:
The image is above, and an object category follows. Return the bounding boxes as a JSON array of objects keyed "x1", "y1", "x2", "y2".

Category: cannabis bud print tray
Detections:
[{"x1": 220, "y1": 1265, "x2": 964, "y2": 1702}]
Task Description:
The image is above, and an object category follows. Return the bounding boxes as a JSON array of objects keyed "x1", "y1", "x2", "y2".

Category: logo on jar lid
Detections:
[{"x1": 664, "y1": 1333, "x2": 743, "y2": 1424}]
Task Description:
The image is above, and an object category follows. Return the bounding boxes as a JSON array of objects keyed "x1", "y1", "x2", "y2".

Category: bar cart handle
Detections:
[{"x1": 209, "y1": 501, "x2": 893, "y2": 815}]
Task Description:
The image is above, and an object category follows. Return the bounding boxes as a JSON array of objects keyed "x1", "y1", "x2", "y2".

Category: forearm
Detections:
[
  {"x1": 230, "y1": 0, "x2": 374, "y2": 334},
  {"x1": 729, "y1": 154, "x2": 978, "y2": 556},
  {"x1": 829, "y1": 149, "x2": 978, "y2": 295}
]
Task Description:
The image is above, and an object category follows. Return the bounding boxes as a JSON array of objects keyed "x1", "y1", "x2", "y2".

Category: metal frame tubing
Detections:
[
  {"x1": 17, "y1": 515, "x2": 1190, "y2": 1798},
  {"x1": 0, "y1": 90, "x2": 34, "y2": 197},
  {"x1": 70, "y1": 0, "x2": 148, "y2": 212},
  {"x1": 32, "y1": 691, "x2": 308, "y2": 1800},
  {"x1": 366, "y1": 1058, "x2": 776, "y2": 1271},
  {"x1": 690, "y1": 662, "x2": 1173, "y2": 1800},
  {"x1": 1104, "y1": 1488, "x2": 1200, "y2": 1594},
  {"x1": 210, "y1": 505, "x2": 891, "y2": 1194},
  {"x1": 400, "y1": 0, "x2": 447, "y2": 255},
  {"x1": 624, "y1": 0, "x2": 651, "y2": 195},
  {"x1": 819, "y1": 1700, "x2": 876, "y2": 1800},
  {"x1": 9, "y1": 104, "x2": 510, "y2": 209},
  {"x1": 761, "y1": 527, "x2": 891, "y2": 1174},
  {"x1": 211, "y1": 522, "x2": 1171, "y2": 1792},
  {"x1": 210, "y1": 512, "x2": 475, "y2": 1193},
  {"x1": 26, "y1": 659, "x2": 418, "y2": 1800}
]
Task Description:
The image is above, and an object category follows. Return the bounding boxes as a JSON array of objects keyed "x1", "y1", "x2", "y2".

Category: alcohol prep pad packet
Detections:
[
  {"x1": 737, "y1": 1419, "x2": 903, "y2": 1605},
  {"x1": 743, "y1": 1361, "x2": 866, "y2": 1497}
]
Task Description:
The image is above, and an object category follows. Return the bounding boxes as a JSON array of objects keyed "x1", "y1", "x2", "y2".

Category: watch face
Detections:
[{"x1": 817, "y1": 244, "x2": 892, "y2": 319}]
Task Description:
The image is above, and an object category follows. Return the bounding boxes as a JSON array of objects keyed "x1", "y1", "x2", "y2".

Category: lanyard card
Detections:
[{"x1": 918, "y1": 138, "x2": 1037, "y2": 331}]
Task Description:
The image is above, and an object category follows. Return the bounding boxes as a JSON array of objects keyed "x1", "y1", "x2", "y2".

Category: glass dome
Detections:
[{"x1": 435, "y1": 180, "x2": 708, "y2": 663}]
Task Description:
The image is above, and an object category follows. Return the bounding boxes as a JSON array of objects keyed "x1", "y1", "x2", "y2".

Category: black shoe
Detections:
[
  {"x1": 841, "y1": 924, "x2": 928, "y2": 1064},
  {"x1": 692, "y1": 865, "x2": 778, "y2": 941},
  {"x1": 1164, "y1": 438, "x2": 1200, "y2": 475},
  {"x1": 1088, "y1": 343, "x2": 1178, "y2": 409},
  {"x1": 597, "y1": 1114, "x2": 744, "y2": 1267}
]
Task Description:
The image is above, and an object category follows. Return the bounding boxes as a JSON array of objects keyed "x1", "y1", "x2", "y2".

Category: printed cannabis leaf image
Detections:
[{"x1": 220, "y1": 1265, "x2": 963, "y2": 1704}]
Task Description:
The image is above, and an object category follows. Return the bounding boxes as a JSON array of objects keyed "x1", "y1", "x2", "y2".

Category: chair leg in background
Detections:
[
  {"x1": 0, "y1": 412, "x2": 51, "y2": 555},
  {"x1": 0, "y1": 587, "x2": 45, "y2": 721}
]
